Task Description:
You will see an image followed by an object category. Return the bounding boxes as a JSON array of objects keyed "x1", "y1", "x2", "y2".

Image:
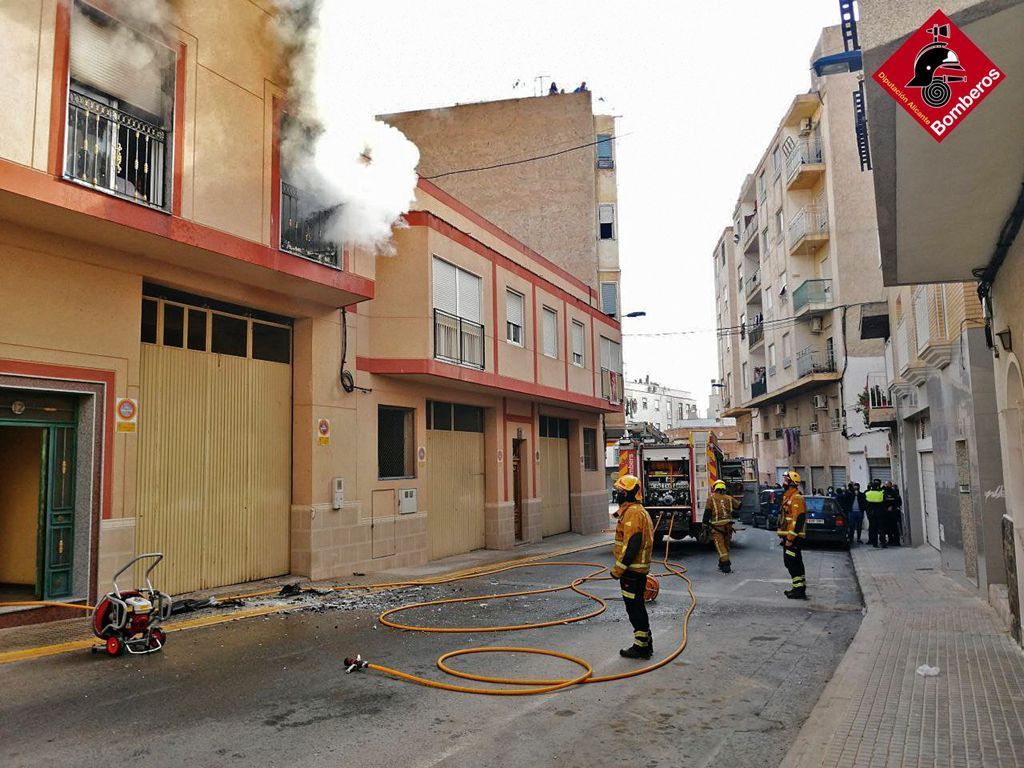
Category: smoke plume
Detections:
[{"x1": 273, "y1": 1, "x2": 420, "y2": 251}]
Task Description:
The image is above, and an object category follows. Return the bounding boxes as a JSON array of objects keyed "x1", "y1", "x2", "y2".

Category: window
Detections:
[
  {"x1": 187, "y1": 309, "x2": 207, "y2": 351},
  {"x1": 427, "y1": 401, "x2": 483, "y2": 433},
  {"x1": 211, "y1": 314, "x2": 247, "y2": 357},
  {"x1": 600, "y1": 282, "x2": 619, "y2": 317},
  {"x1": 678, "y1": 404, "x2": 685, "y2": 420},
  {"x1": 768, "y1": 343, "x2": 777, "y2": 370},
  {"x1": 782, "y1": 332, "x2": 792, "y2": 367},
  {"x1": 596, "y1": 134, "x2": 614, "y2": 168},
  {"x1": 539, "y1": 416, "x2": 570, "y2": 438},
  {"x1": 506, "y1": 289, "x2": 525, "y2": 346},
  {"x1": 756, "y1": 171, "x2": 766, "y2": 201},
  {"x1": 775, "y1": 209, "x2": 785, "y2": 241},
  {"x1": 542, "y1": 307, "x2": 558, "y2": 358},
  {"x1": 280, "y1": 116, "x2": 339, "y2": 267},
  {"x1": 599, "y1": 336, "x2": 621, "y2": 372},
  {"x1": 719, "y1": 243, "x2": 726, "y2": 267},
  {"x1": 583, "y1": 428, "x2": 598, "y2": 471},
  {"x1": 378, "y1": 406, "x2": 415, "y2": 479},
  {"x1": 655, "y1": 400, "x2": 660, "y2": 411},
  {"x1": 163, "y1": 304, "x2": 184, "y2": 348},
  {"x1": 141, "y1": 298, "x2": 157, "y2": 344},
  {"x1": 66, "y1": 2, "x2": 175, "y2": 210},
  {"x1": 764, "y1": 286, "x2": 773, "y2": 317},
  {"x1": 598, "y1": 204, "x2": 615, "y2": 240},
  {"x1": 433, "y1": 257, "x2": 484, "y2": 368},
  {"x1": 252, "y1": 322, "x2": 291, "y2": 363},
  {"x1": 571, "y1": 320, "x2": 585, "y2": 366},
  {"x1": 642, "y1": 398, "x2": 648, "y2": 409},
  {"x1": 761, "y1": 226, "x2": 769, "y2": 256},
  {"x1": 742, "y1": 362, "x2": 749, "y2": 390},
  {"x1": 772, "y1": 146, "x2": 782, "y2": 178}
]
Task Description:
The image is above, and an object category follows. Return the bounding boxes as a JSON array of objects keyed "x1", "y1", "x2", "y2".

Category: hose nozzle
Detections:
[{"x1": 344, "y1": 654, "x2": 369, "y2": 673}]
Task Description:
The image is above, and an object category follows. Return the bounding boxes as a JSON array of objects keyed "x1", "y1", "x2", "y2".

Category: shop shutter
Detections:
[
  {"x1": 830, "y1": 466, "x2": 848, "y2": 488},
  {"x1": 868, "y1": 458, "x2": 893, "y2": 484}
]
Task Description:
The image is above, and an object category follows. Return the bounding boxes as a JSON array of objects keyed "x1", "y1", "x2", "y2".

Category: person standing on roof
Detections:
[
  {"x1": 777, "y1": 470, "x2": 808, "y2": 600},
  {"x1": 703, "y1": 480, "x2": 741, "y2": 573},
  {"x1": 610, "y1": 474, "x2": 655, "y2": 659}
]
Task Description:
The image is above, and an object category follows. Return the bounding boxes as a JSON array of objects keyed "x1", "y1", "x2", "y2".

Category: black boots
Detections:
[
  {"x1": 785, "y1": 588, "x2": 808, "y2": 600},
  {"x1": 619, "y1": 643, "x2": 653, "y2": 660},
  {"x1": 719, "y1": 560, "x2": 732, "y2": 573}
]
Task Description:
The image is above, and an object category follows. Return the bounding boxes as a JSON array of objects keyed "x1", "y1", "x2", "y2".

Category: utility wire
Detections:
[{"x1": 423, "y1": 134, "x2": 630, "y2": 180}]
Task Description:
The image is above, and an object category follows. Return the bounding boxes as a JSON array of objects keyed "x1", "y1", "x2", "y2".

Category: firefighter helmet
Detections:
[
  {"x1": 644, "y1": 575, "x2": 660, "y2": 602},
  {"x1": 906, "y1": 43, "x2": 965, "y2": 87},
  {"x1": 713, "y1": 480, "x2": 727, "y2": 492},
  {"x1": 614, "y1": 475, "x2": 641, "y2": 494},
  {"x1": 783, "y1": 469, "x2": 801, "y2": 486}
]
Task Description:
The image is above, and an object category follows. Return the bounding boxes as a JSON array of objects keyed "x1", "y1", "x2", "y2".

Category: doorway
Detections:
[{"x1": 512, "y1": 438, "x2": 526, "y2": 541}]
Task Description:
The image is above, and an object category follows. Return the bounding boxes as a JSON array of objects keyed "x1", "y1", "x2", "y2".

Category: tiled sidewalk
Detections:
[{"x1": 782, "y1": 545, "x2": 1024, "y2": 768}]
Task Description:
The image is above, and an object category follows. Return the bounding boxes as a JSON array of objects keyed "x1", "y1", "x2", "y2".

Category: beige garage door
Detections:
[
  {"x1": 135, "y1": 296, "x2": 292, "y2": 595},
  {"x1": 427, "y1": 401, "x2": 485, "y2": 560},
  {"x1": 540, "y1": 416, "x2": 571, "y2": 537}
]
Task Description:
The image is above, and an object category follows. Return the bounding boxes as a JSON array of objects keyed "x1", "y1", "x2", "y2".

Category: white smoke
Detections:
[{"x1": 273, "y1": 1, "x2": 420, "y2": 251}]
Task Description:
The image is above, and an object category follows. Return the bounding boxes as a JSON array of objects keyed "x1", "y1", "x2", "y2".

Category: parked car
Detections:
[
  {"x1": 802, "y1": 495, "x2": 848, "y2": 548},
  {"x1": 754, "y1": 488, "x2": 782, "y2": 529}
]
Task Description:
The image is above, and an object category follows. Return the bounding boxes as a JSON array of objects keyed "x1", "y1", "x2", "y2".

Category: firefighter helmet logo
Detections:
[
  {"x1": 905, "y1": 24, "x2": 965, "y2": 108},
  {"x1": 872, "y1": 10, "x2": 1005, "y2": 143}
]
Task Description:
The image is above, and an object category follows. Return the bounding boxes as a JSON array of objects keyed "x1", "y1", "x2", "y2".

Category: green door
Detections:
[{"x1": 40, "y1": 426, "x2": 76, "y2": 599}]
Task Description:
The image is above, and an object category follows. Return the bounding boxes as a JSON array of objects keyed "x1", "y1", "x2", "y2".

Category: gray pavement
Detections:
[
  {"x1": 782, "y1": 543, "x2": 1024, "y2": 768},
  {"x1": 0, "y1": 528, "x2": 860, "y2": 768}
]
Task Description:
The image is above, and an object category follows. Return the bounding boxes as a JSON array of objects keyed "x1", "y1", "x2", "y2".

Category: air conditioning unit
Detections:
[
  {"x1": 811, "y1": 317, "x2": 824, "y2": 333},
  {"x1": 775, "y1": 403, "x2": 786, "y2": 416},
  {"x1": 799, "y1": 117, "x2": 813, "y2": 135},
  {"x1": 809, "y1": 421, "x2": 819, "y2": 433},
  {"x1": 813, "y1": 395, "x2": 829, "y2": 410}
]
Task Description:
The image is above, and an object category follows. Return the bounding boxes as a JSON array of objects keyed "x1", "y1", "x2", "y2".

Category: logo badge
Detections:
[{"x1": 872, "y1": 10, "x2": 1004, "y2": 142}]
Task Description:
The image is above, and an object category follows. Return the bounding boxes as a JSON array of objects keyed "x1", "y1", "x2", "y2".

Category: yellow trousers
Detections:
[{"x1": 711, "y1": 526, "x2": 732, "y2": 562}]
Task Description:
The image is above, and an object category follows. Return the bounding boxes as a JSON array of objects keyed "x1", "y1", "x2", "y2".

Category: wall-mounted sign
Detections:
[
  {"x1": 115, "y1": 398, "x2": 138, "y2": 433},
  {"x1": 317, "y1": 417, "x2": 331, "y2": 446},
  {"x1": 497, "y1": 448, "x2": 504, "y2": 463},
  {"x1": 418, "y1": 446, "x2": 427, "y2": 463}
]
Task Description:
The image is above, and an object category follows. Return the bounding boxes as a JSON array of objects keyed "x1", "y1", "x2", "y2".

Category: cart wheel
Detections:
[
  {"x1": 149, "y1": 629, "x2": 166, "y2": 650},
  {"x1": 105, "y1": 635, "x2": 123, "y2": 657}
]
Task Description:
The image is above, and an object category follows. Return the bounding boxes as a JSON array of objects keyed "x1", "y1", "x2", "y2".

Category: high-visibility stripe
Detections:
[
  {"x1": 614, "y1": 561, "x2": 627, "y2": 571},
  {"x1": 634, "y1": 630, "x2": 650, "y2": 638},
  {"x1": 785, "y1": 549, "x2": 797, "y2": 557},
  {"x1": 621, "y1": 590, "x2": 636, "y2": 599},
  {"x1": 634, "y1": 638, "x2": 650, "y2": 647}
]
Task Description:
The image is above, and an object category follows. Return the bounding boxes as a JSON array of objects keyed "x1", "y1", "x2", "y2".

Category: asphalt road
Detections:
[{"x1": 1, "y1": 528, "x2": 861, "y2": 768}]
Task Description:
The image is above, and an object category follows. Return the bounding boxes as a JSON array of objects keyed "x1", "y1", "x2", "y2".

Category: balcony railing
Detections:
[
  {"x1": 785, "y1": 139, "x2": 824, "y2": 184},
  {"x1": 796, "y1": 346, "x2": 837, "y2": 377},
  {"x1": 64, "y1": 89, "x2": 168, "y2": 210},
  {"x1": 792, "y1": 279, "x2": 833, "y2": 314},
  {"x1": 280, "y1": 182, "x2": 340, "y2": 267},
  {"x1": 788, "y1": 206, "x2": 829, "y2": 254},
  {"x1": 865, "y1": 372, "x2": 896, "y2": 427},
  {"x1": 748, "y1": 323, "x2": 764, "y2": 348},
  {"x1": 746, "y1": 268, "x2": 761, "y2": 298},
  {"x1": 751, "y1": 377, "x2": 768, "y2": 399},
  {"x1": 742, "y1": 214, "x2": 759, "y2": 246},
  {"x1": 434, "y1": 309, "x2": 485, "y2": 370}
]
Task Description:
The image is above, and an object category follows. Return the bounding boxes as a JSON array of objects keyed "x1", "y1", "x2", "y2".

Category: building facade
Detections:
[
  {"x1": 715, "y1": 26, "x2": 891, "y2": 492},
  {"x1": 0, "y1": 0, "x2": 622, "y2": 625},
  {"x1": 623, "y1": 376, "x2": 699, "y2": 433},
  {"x1": 860, "y1": 0, "x2": 1022, "y2": 637}
]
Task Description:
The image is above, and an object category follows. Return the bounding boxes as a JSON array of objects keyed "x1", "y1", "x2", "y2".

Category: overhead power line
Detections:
[{"x1": 424, "y1": 134, "x2": 630, "y2": 180}]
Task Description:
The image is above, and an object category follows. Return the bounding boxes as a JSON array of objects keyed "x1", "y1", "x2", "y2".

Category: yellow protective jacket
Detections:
[
  {"x1": 703, "y1": 493, "x2": 740, "y2": 527},
  {"x1": 612, "y1": 502, "x2": 654, "y2": 578},
  {"x1": 776, "y1": 487, "x2": 807, "y2": 542}
]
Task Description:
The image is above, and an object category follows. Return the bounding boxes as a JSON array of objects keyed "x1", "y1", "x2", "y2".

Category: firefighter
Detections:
[
  {"x1": 777, "y1": 470, "x2": 808, "y2": 600},
  {"x1": 703, "y1": 480, "x2": 740, "y2": 573},
  {"x1": 610, "y1": 474, "x2": 655, "y2": 659}
]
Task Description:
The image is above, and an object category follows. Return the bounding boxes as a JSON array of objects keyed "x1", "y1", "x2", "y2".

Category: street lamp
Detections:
[{"x1": 623, "y1": 311, "x2": 646, "y2": 318}]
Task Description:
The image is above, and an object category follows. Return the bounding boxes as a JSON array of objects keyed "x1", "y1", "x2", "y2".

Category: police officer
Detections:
[
  {"x1": 865, "y1": 480, "x2": 886, "y2": 547},
  {"x1": 777, "y1": 470, "x2": 808, "y2": 600},
  {"x1": 703, "y1": 480, "x2": 741, "y2": 573},
  {"x1": 610, "y1": 475, "x2": 655, "y2": 659}
]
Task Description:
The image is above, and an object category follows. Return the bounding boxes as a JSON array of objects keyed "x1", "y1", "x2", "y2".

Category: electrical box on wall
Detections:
[
  {"x1": 332, "y1": 478, "x2": 344, "y2": 510},
  {"x1": 399, "y1": 488, "x2": 417, "y2": 515}
]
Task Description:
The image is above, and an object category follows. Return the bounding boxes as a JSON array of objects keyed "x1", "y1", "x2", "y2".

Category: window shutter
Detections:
[
  {"x1": 432, "y1": 257, "x2": 457, "y2": 314},
  {"x1": 542, "y1": 308, "x2": 558, "y2": 357},
  {"x1": 70, "y1": 6, "x2": 173, "y2": 122},
  {"x1": 599, "y1": 204, "x2": 615, "y2": 224},
  {"x1": 506, "y1": 290, "x2": 524, "y2": 327},
  {"x1": 457, "y1": 269, "x2": 482, "y2": 323},
  {"x1": 600, "y1": 282, "x2": 618, "y2": 315},
  {"x1": 571, "y1": 321, "x2": 585, "y2": 362}
]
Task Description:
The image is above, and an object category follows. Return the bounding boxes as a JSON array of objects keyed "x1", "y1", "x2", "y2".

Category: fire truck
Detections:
[{"x1": 617, "y1": 430, "x2": 743, "y2": 544}]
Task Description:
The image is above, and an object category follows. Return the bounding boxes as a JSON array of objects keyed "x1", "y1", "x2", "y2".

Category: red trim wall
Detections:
[
  {"x1": 356, "y1": 356, "x2": 618, "y2": 413},
  {"x1": 491, "y1": 262, "x2": 499, "y2": 375},
  {"x1": 171, "y1": 42, "x2": 186, "y2": 216},
  {"x1": 270, "y1": 97, "x2": 282, "y2": 250},
  {"x1": 505, "y1": 414, "x2": 534, "y2": 425},
  {"x1": 47, "y1": 1, "x2": 71, "y2": 177},
  {"x1": 404, "y1": 210, "x2": 619, "y2": 332},
  {"x1": 531, "y1": 284, "x2": 539, "y2": 384},
  {"x1": 0, "y1": 359, "x2": 116, "y2": 522}
]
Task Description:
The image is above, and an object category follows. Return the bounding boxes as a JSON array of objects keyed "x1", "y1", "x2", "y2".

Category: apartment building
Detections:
[
  {"x1": 715, "y1": 26, "x2": 890, "y2": 491},
  {"x1": 623, "y1": 376, "x2": 699, "y2": 432},
  {"x1": 859, "y1": 283, "x2": 1007, "y2": 602},
  {"x1": 860, "y1": 0, "x2": 1022, "y2": 637},
  {"x1": 0, "y1": 1, "x2": 622, "y2": 625}
]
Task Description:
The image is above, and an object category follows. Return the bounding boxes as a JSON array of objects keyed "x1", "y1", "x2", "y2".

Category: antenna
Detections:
[{"x1": 534, "y1": 74, "x2": 551, "y2": 96}]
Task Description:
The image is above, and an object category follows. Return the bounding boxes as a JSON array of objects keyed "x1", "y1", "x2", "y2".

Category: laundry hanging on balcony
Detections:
[{"x1": 784, "y1": 427, "x2": 800, "y2": 456}]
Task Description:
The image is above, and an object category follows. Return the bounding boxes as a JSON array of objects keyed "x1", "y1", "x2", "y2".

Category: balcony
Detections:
[
  {"x1": 433, "y1": 309, "x2": 485, "y2": 370},
  {"x1": 280, "y1": 182, "x2": 340, "y2": 268},
  {"x1": 792, "y1": 279, "x2": 833, "y2": 316},
  {"x1": 797, "y1": 346, "x2": 836, "y2": 377},
  {"x1": 865, "y1": 371, "x2": 896, "y2": 428},
  {"x1": 751, "y1": 376, "x2": 768, "y2": 399},
  {"x1": 785, "y1": 139, "x2": 825, "y2": 190},
  {"x1": 748, "y1": 322, "x2": 764, "y2": 349},
  {"x1": 64, "y1": 89, "x2": 168, "y2": 210},
  {"x1": 746, "y1": 268, "x2": 762, "y2": 300},
  {"x1": 788, "y1": 206, "x2": 829, "y2": 255},
  {"x1": 741, "y1": 214, "x2": 759, "y2": 249},
  {"x1": 600, "y1": 367, "x2": 625, "y2": 405}
]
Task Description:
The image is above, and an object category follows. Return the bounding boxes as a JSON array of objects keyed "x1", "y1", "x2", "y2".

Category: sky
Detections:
[{"x1": 330, "y1": 0, "x2": 840, "y2": 412}]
